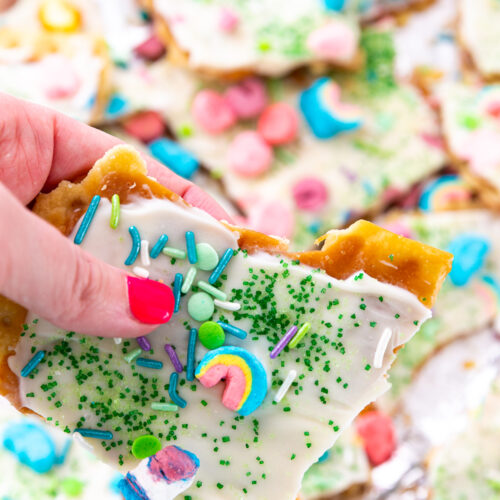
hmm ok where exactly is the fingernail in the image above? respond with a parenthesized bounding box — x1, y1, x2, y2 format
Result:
(127, 276, 175, 324)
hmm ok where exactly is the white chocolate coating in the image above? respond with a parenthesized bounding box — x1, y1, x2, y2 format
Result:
(459, 0, 500, 79)
(9, 196, 430, 499)
(153, 0, 359, 76)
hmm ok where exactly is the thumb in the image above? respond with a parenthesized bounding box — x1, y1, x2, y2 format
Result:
(0, 183, 174, 338)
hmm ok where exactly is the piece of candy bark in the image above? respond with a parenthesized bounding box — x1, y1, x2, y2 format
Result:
(0, 146, 451, 500)
(149, 0, 360, 77)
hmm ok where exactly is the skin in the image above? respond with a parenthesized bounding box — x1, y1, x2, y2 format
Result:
(0, 93, 232, 338)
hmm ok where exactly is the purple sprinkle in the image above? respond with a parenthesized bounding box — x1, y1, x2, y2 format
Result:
(270, 325, 298, 359)
(137, 336, 151, 351)
(165, 344, 183, 373)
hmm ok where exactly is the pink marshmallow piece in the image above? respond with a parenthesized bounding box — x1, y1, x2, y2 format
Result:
(39, 54, 81, 99)
(192, 89, 236, 134)
(306, 20, 357, 62)
(198, 364, 246, 412)
(228, 131, 272, 176)
(225, 78, 268, 119)
(247, 200, 295, 239)
(292, 177, 329, 212)
(218, 7, 239, 32)
(257, 102, 299, 145)
(134, 34, 166, 61)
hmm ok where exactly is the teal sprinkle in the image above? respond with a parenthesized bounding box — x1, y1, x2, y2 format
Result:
(74, 195, 100, 244)
(74, 429, 113, 440)
(136, 358, 163, 370)
(169, 372, 187, 408)
(124, 226, 141, 265)
(186, 328, 197, 381)
(185, 231, 198, 264)
(150, 234, 168, 258)
(208, 248, 233, 285)
(20, 350, 45, 377)
(174, 273, 183, 313)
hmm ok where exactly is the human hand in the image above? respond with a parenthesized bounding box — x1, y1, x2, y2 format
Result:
(0, 93, 231, 338)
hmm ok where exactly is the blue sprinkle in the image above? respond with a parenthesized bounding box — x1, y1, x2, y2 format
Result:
(54, 439, 72, 465)
(20, 350, 45, 377)
(149, 138, 199, 179)
(448, 234, 490, 287)
(208, 248, 234, 285)
(125, 226, 141, 266)
(317, 450, 330, 463)
(3, 421, 56, 473)
(74, 195, 101, 245)
(169, 372, 187, 408)
(74, 429, 113, 440)
(150, 234, 168, 259)
(173, 273, 183, 313)
(110, 473, 125, 494)
(323, 0, 345, 10)
(118, 473, 147, 500)
(186, 328, 197, 382)
(106, 93, 129, 118)
(217, 321, 248, 340)
(185, 231, 198, 264)
(136, 358, 163, 370)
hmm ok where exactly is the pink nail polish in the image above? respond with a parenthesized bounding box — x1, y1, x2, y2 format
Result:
(127, 276, 175, 324)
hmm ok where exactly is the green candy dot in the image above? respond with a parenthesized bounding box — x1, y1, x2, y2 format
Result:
(132, 435, 162, 459)
(199, 321, 225, 349)
(459, 113, 481, 130)
(188, 292, 215, 322)
(60, 478, 85, 497)
(195, 243, 219, 271)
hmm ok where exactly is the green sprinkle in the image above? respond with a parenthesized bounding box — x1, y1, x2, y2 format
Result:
(289, 322, 311, 348)
(109, 194, 120, 229)
(195, 243, 219, 271)
(162, 247, 187, 259)
(132, 435, 162, 459)
(61, 478, 85, 497)
(124, 348, 142, 363)
(188, 292, 215, 322)
(151, 402, 179, 412)
(181, 267, 197, 294)
(198, 321, 225, 349)
(365, 364, 371, 371)
(197, 280, 228, 301)
(217, 483, 224, 489)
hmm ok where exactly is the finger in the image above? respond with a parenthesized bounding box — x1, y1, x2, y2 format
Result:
(0, 93, 233, 221)
(0, 183, 174, 338)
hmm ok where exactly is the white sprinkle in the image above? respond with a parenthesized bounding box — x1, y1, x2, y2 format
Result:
(274, 370, 297, 403)
(73, 432, 94, 452)
(213, 299, 241, 311)
(140, 240, 151, 266)
(373, 328, 392, 369)
(133, 266, 150, 278)
(113, 338, 122, 345)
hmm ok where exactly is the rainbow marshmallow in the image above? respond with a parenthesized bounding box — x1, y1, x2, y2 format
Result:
(299, 77, 362, 139)
(118, 445, 199, 500)
(195, 346, 268, 416)
(419, 175, 472, 212)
